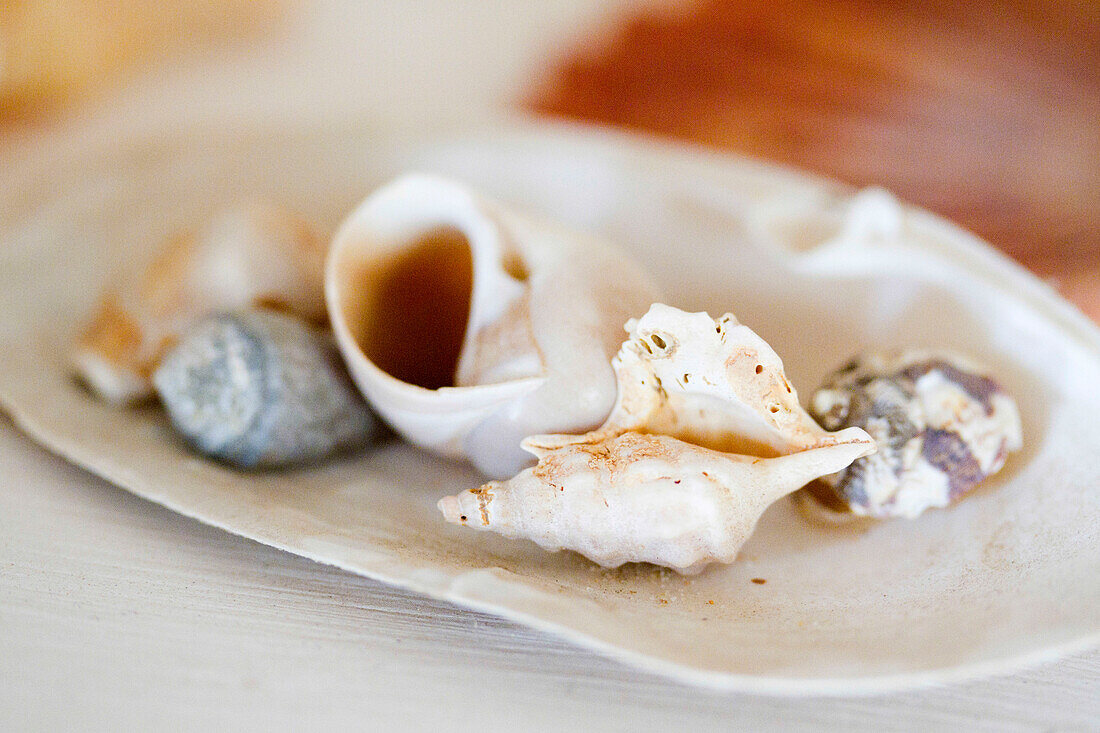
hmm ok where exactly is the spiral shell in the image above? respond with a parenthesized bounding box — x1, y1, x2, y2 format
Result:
(325, 174, 661, 477)
(73, 203, 326, 404)
(807, 350, 1022, 518)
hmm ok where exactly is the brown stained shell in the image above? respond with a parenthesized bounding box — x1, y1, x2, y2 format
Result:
(806, 350, 1023, 519)
(73, 203, 326, 404)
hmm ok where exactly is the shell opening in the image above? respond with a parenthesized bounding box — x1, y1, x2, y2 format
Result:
(340, 226, 473, 390)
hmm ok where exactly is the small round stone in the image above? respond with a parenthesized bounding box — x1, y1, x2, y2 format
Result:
(153, 309, 378, 468)
(808, 351, 1022, 518)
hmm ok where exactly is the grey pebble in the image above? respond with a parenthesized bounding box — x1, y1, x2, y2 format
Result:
(153, 309, 379, 468)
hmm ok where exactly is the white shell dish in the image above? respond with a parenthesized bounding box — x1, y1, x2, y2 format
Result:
(325, 173, 660, 477)
(0, 120, 1097, 694)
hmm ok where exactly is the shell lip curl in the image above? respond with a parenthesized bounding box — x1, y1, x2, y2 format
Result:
(325, 174, 544, 422)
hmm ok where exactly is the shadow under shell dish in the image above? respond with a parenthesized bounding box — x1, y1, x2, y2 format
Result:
(326, 174, 661, 478)
(153, 309, 378, 468)
(807, 350, 1022, 518)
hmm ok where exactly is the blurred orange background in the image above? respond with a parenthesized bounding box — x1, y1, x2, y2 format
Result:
(0, 0, 279, 121)
(529, 0, 1100, 319)
(3, 0, 1097, 318)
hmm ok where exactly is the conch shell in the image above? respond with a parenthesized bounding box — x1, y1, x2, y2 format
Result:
(440, 305, 875, 573)
(73, 203, 326, 404)
(439, 432, 872, 574)
(325, 174, 661, 477)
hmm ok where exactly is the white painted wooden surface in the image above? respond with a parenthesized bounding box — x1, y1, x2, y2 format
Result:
(2, 415, 1098, 731)
(2, 1, 1097, 728)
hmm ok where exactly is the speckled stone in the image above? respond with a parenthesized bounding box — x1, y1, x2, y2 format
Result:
(153, 310, 378, 468)
(808, 351, 1022, 519)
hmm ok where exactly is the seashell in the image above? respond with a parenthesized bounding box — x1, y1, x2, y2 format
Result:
(439, 304, 875, 572)
(74, 203, 326, 405)
(806, 350, 1023, 519)
(439, 431, 873, 574)
(535, 304, 850, 457)
(153, 309, 378, 468)
(325, 174, 661, 478)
